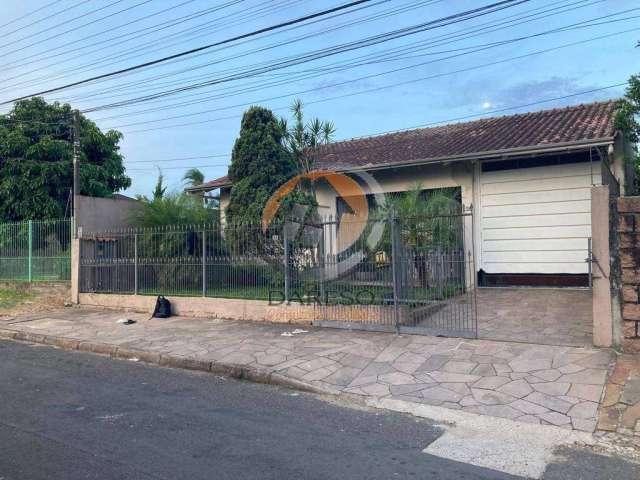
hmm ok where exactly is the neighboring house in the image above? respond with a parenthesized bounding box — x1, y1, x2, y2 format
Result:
(186, 100, 636, 287)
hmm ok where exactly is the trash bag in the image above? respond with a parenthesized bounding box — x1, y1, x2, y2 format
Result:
(152, 296, 172, 319)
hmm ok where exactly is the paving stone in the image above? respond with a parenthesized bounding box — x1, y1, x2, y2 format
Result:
(416, 354, 450, 372)
(421, 386, 463, 405)
(601, 383, 623, 407)
(558, 363, 585, 374)
(532, 369, 562, 381)
(558, 395, 581, 405)
(358, 361, 395, 378)
(360, 382, 391, 397)
(621, 402, 640, 430)
(470, 363, 496, 377)
(509, 358, 552, 373)
(620, 378, 640, 405)
(302, 367, 335, 382)
(497, 379, 533, 399)
(428, 371, 481, 383)
(539, 411, 572, 426)
(390, 383, 433, 396)
(440, 382, 471, 396)
(440, 402, 462, 410)
(378, 371, 416, 386)
(523, 392, 573, 414)
(472, 376, 511, 390)
(392, 362, 421, 375)
(464, 404, 522, 420)
(339, 353, 372, 369)
(324, 366, 362, 387)
(568, 401, 599, 420)
(509, 372, 529, 380)
(442, 361, 477, 374)
(557, 369, 608, 385)
(347, 374, 378, 388)
(532, 382, 571, 396)
(567, 384, 604, 403)
(255, 353, 287, 366)
(511, 399, 549, 415)
(597, 405, 623, 432)
(394, 351, 425, 365)
(493, 363, 512, 375)
(571, 417, 597, 432)
(471, 388, 518, 406)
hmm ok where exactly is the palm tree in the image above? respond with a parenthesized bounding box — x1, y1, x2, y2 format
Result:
(182, 168, 205, 187)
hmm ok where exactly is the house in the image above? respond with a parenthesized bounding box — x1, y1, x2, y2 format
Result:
(187, 100, 635, 288)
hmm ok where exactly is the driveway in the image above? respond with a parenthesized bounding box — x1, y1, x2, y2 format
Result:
(477, 288, 593, 347)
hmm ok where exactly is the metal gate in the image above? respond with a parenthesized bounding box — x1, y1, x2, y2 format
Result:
(311, 209, 478, 339)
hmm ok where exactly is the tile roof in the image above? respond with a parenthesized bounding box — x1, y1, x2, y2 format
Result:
(185, 175, 231, 193)
(315, 100, 617, 171)
(197, 100, 618, 189)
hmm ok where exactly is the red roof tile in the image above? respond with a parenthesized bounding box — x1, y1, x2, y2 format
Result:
(197, 100, 618, 190)
(315, 100, 617, 171)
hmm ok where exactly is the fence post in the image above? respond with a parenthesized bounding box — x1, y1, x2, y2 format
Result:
(390, 210, 401, 334)
(27, 220, 33, 282)
(134, 234, 138, 296)
(283, 225, 290, 304)
(202, 228, 206, 297)
(319, 222, 326, 320)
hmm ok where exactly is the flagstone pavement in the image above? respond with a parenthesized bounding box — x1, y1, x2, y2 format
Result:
(0, 307, 615, 433)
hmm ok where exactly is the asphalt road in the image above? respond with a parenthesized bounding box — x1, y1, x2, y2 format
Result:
(0, 340, 636, 480)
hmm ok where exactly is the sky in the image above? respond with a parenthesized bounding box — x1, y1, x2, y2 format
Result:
(1, 0, 638, 198)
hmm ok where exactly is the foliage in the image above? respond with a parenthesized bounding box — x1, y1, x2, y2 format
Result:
(182, 168, 205, 187)
(131, 191, 217, 228)
(279, 99, 335, 174)
(226, 106, 299, 225)
(615, 74, 640, 193)
(0, 97, 131, 221)
(152, 169, 167, 200)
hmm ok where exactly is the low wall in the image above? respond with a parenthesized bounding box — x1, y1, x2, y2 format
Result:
(78, 293, 395, 325)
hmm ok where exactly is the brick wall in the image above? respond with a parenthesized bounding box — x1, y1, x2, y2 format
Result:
(616, 197, 640, 353)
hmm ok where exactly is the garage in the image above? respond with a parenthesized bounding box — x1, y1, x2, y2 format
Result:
(478, 152, 601, 287)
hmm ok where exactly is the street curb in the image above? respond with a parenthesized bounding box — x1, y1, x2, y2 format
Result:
(0, 327, 328, 396)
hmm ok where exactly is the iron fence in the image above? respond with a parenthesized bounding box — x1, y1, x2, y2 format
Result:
(0, 219, 72, 282)
(79, 211, 477, 337)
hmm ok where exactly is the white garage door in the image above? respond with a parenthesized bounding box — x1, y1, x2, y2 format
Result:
(479, 160, 600, 274)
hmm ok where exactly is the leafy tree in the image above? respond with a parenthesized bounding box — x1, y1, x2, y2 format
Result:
(0, 97, 130, 221)
(615, 74, 640, 193)
(280, 99, 335, 174)
(182, 168, 205, 187)
(152, 169, 167, 200)
(226, 106, 298, 225)
(132, 172, 217, 227)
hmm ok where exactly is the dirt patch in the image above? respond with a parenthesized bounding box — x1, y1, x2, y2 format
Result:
(0, 283, 69, 319)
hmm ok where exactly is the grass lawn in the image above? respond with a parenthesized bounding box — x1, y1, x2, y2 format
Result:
(0, 287, 35, 311)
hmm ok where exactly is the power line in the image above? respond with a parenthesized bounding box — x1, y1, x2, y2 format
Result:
(50, 0, 593, 109)
(79, 0, 531, 113)
(0, 0, 92, 37)
(0, 0, 377, 105)
(0, 0, 66, 31)
(103, 26, 638, 134)
(92, 6, 630, 125)
(121, 83, 626, 173)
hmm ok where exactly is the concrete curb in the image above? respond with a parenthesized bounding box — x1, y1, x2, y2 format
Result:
(0, 327, 328, 396)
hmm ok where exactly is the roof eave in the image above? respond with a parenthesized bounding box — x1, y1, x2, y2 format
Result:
(329, 136, 616, 174)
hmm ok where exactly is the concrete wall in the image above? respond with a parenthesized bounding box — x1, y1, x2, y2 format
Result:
(77, 293, 396, 325)
(591, 186, 614, 347)
(77, 195, 141, 235)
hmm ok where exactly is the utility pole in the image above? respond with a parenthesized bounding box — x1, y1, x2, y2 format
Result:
(72, 110, 80, 237)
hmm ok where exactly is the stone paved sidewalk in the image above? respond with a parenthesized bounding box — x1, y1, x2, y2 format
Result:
(597, 355, 640, 436)
(0, 307, 614, 432)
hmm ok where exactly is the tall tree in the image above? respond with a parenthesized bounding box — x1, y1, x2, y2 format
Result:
(0, 97, 130, 221)
(226, 106, 297, 225)
(182, 168, 205, 187)
(280, 99, 335, 174)
(615, 74, 640, 193)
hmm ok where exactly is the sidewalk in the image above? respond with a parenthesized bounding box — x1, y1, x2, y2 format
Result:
(0, 307, 614, 433)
